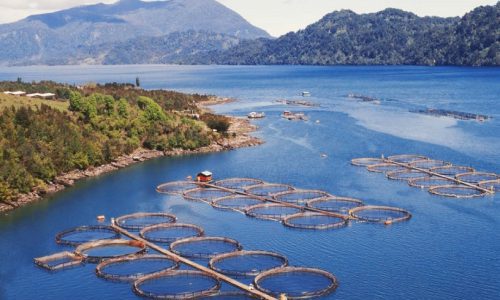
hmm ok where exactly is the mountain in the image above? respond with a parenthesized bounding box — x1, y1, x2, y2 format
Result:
(194, 2, 499, 66)
(0, 0, 270, 65)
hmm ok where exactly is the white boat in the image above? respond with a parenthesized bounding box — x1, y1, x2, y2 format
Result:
(301, 91, 311, 97)
(247, 112, 265, 119)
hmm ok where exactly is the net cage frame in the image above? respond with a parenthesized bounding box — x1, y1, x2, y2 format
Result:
(386, 154, 429, 163)
(429, 165, 475, 176)
(34, 251, 84, 271)
(208, 250, 289, 277)
(183, 188, 235, 203)
(115, 212, 177, 231)
(306, 196, 364, 214)
(55, 225, 121, 246)
(244, 183, 295, 196)
(140, 223, 205, 244)
(198, 291, 259, 299)
(479, 179, 500, 191)
(455, 172, 500, 184)
(428, 185, 488, 198)
(283, 212, 348, 230)
(133, 270, 221, 300)
(409, 159, 452, 169)
(350, 157, 384, 167)
(254, 267, 338, 299)
(211, 195, 265, 212)
(386, 169, 430, 181)
(407, 177, 457, 189)
(156, 181, 200, 195)
(273, 190, 332, 204)
(245, 203, 304, 221)
(95, 254, 180, 282)
(75, 239, 147, 263)
(366, 163, 407, 173)
(169, 236, 243, 259)
(349, 205, 412, 224)
(213, 178, 265, 190)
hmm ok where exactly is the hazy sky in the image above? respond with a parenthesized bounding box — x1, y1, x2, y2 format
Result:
(0, 0, 496, 36)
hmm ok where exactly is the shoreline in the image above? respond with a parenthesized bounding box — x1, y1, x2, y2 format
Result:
(0, 98, 263, 214)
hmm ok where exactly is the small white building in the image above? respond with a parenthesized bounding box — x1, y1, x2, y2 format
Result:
(3, 91, 26, 96)
(26, 93, 56, 99)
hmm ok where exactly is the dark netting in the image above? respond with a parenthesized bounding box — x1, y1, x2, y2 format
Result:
(283, 213, 348, 230)
(479, 179, 500, 191)
(429, 165, 475, 176)
(387, 154, 429, 163)
(349, 206, 412, 224)
(133, 270, 221, 299)
(156, 181, 200, 195)
(455, 172, 499, 184)
(273, 190, 331, 204)
(386, 170, 430, 181)
(183, 188, 235, 203)
(244, 184, 294, 197)
(254, 267, 338, 299)
(213, 178, 265, 191)
(306, 196, 364, 214)
(96, 254, 179, 282)
(408, 177, 456, 189)
(34, 251, 84, 271)
(350, 157, 384, 167)
(115, 212, 177, 231)
(170, 237, 242, 259)
(75, 239, 147, 263)
(209, 250, 288, 277)
(211, 195, 264, 212)
(366, 163, 407, 173)
(55, 225, 120, 246)
(409, 159, 451, 169)
(140, 223, 205, 244)
(245, 203, 303, 221)
(199, 292, 258, 299)
(428, 185, 488, 198)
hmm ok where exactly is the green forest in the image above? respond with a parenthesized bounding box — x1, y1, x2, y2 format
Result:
(0, 81, 228, 204)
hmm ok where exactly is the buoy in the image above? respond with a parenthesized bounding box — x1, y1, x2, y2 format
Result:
(97, 215, 105, 222)
(384, 219, 393, 225)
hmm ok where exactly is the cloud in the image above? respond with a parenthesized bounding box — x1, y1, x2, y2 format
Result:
(0, 1, 116, 10)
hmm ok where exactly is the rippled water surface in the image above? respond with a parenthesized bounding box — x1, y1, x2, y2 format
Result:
(0, 65, 499, 299)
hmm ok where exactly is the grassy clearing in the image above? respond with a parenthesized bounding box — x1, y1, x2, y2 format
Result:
(0, 94, 69, 112)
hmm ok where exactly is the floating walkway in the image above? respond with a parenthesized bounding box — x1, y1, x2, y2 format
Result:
(351, 154, 498, 198)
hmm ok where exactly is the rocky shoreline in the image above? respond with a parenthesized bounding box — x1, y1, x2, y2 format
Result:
(0, 113, 263, 214)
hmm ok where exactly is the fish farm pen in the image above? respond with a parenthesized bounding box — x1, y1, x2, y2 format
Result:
(351, 154, 498, 198)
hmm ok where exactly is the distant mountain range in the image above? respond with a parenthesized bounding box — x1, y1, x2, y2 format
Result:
(0, 0, 498, 66)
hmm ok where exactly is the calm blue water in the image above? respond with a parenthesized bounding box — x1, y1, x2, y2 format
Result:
(0, 65, 499, 300)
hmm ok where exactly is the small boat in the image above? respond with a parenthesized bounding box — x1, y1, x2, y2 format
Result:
(247, 112, 265, 119)
(301, 91, 311, 97)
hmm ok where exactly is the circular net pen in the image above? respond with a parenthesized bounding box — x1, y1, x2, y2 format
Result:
(244, 184, 295, 197)
(170, 237, 242, 259)
(429, 165, 475, 176)
(209, 250, 288, 277)
(273, 190, 331, 205)
(115, 213, 177, 231)
(211, 195, 264, 212)
(55, 225, 120, 246)
(350, 157, 384, 167)
(133, 270, 221, 299)
(479, 179, 500, 192)
(306, 196, 364, 215)
(283, 213, 348, 230)
(75, 239, 147, 263)
(386, 170, 430, 181)
(245, 203, 303, 221)
(349, 206, 412, 224)
(254, 267, 338, 299)
(428, 185, 488, 198)
(366, 163, 407, 173)
(387, 154, 429, 163)
(140, 223, 205, 244)
(408, 177, 456, 189)
(455, 172, 499, 184)
(96, 254, 179, 282)
(409, 159, 451, 170)
(183, 188, 235, 203)
(156, 181, 200, 195)
(213, 178, 265, 191)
